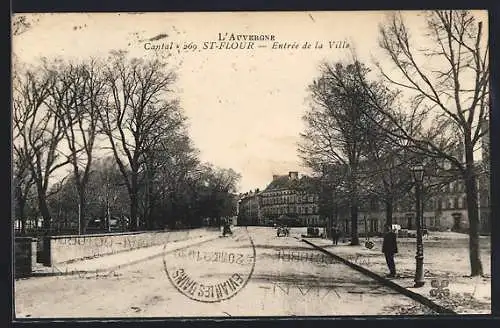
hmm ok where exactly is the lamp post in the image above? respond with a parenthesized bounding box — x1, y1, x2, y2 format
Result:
(411, 164, 425, 288)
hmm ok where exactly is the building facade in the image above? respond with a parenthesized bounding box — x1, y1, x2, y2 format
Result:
(237, 171, 322, 226)
(333, 173, 490, 236)
(259, 171, 321, 226)
(237, 190, 262, 226)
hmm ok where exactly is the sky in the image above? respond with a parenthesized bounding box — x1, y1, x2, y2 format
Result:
(12, 11, 488, 193)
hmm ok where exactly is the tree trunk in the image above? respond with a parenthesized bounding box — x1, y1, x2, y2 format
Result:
(130, 193, 138, 231)
(18, 197, 27, 234)
(464, 142, 483, 276)
(129, 172, 140, 231)
(78, 187, 86, 235)
(350, 203, 359, 245)
(349, 170, 359, 245)
(334, 203, 339, 226)
(39, 195, 51, 232)
(385, 199, 393, 226)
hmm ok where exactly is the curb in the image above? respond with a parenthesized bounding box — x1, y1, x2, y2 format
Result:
(30, 235, 220, 278)
(302, 238, 457, 315)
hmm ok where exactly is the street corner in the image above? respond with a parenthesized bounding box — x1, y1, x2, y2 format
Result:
(162, 227, 256, 303)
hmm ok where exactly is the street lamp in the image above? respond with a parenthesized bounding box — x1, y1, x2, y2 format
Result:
(411, 164, 425, 288)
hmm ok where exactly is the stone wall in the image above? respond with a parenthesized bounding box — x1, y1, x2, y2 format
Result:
(45, 228, 213, 266)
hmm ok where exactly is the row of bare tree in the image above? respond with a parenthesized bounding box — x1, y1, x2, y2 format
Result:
(13, 51, 241, 234)
(300, 11, 489, 276)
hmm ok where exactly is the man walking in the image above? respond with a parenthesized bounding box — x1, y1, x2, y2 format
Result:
(382, 223, 398, 278)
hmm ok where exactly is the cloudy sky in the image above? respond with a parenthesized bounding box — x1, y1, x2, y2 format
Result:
(12, 11, 488, 192)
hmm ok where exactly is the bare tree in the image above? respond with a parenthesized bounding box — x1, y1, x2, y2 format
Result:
(373, 10, 489, 276)
(140, 132, 199, 229)
(12, 151, 35, 234)
(12, 63, 69, 231)
(299, 61, 381, 245)
(361, 125, 415, 226)
(47, 59, 107, 234)
(100, 50, 182, 231)
(199, 164, 241, 226)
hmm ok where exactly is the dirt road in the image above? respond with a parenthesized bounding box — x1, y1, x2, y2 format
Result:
(15, 227, 433, 317)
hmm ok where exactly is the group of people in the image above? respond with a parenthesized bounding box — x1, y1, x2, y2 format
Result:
(330, 226, 342, 245)
(330, 223, 399, 278)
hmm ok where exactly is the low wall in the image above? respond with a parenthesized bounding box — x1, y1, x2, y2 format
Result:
(46, 228, 214, 266)
(15, 237, 33, 278)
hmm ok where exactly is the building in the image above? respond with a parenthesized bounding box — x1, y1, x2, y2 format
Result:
(333, 166, 490, 236)
(324, 123, 491, 236)
(237, 171, 322, 227)
(237, 190, 262, 226)
(259, 171, 321, 226)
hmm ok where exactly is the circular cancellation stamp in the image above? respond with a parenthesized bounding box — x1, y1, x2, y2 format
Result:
(162, 227, 256, 303)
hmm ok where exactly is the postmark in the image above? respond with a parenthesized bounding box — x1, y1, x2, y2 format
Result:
(162, 227, 256, 303)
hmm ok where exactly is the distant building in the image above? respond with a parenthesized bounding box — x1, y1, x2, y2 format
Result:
(237, 171, 322, 227)
(334, 167, 490, 235)
(237, 189, 262, 226)
(325, 125, 491, 236)
(259, 171, 321, 226)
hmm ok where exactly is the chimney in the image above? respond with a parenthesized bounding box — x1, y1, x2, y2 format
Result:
(273, 175, 280, 181)
(289, 171, 299, 180)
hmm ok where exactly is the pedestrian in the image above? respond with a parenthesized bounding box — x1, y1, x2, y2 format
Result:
(332, 226, 339, 245)
(382, 223, 398, 278)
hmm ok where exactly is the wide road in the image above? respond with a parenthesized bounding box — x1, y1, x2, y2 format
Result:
(15, 227, 433, 317)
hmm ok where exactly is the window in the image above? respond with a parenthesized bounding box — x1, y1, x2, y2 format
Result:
(454, 198, 459, 209)
(448, 198, 454, 209)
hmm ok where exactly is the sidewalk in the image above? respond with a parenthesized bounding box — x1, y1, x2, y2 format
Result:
(304, 233, 491, 314)
(32, 233, 220, 277)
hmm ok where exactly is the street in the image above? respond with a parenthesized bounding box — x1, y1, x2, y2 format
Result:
(15, 227, 434, 317)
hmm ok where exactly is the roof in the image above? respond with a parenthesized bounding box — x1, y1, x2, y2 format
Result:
(264, 175, 317, 192)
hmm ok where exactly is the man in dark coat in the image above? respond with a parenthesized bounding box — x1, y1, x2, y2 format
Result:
(382, 223, 398, 278)
(332, 225, 339, 245)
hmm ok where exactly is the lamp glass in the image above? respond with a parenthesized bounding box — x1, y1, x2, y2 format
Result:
(412, 165, 425, 183)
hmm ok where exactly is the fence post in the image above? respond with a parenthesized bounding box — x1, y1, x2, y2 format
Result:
(15, 237, 33, 278)
(42, 235, 52, 267)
